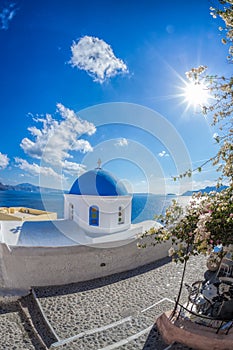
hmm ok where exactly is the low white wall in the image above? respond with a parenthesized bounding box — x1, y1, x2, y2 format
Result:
(0, 237, 171, 294)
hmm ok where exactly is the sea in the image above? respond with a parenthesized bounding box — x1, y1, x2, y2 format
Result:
(0, 191, 190, 223)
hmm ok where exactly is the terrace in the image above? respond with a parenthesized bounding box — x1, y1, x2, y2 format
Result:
(0, 207, 57, 221)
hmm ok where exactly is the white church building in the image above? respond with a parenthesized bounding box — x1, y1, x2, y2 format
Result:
(0, 166, 170, 294)
(64, 167, 132, 234)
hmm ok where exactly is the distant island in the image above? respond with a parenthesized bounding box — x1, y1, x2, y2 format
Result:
(182, 185, 228, 196)
(0, 182, 228, 196)
(0, 182, 63, 193)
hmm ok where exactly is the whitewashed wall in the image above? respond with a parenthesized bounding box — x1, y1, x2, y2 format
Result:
(64, 194, 132, 233)
(0, 237, 170, 295)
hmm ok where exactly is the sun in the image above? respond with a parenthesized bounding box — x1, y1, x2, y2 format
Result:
(183, 81, 209, 107)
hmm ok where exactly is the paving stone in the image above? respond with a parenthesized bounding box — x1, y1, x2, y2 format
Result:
(0, 255, 208, 349)
(0, 300, 45, 350)
(34, 255, 206, 342)
(33, 255, 206, 349)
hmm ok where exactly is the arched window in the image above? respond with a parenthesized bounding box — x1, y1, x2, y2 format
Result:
(89, 205, 99, 226)
(118, 206, 125, 225)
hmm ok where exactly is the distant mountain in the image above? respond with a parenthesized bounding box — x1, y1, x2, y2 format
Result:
(182, 185, 228, 196)
(14, 183, 41, 192)
(0, 182, 63, 193)
(0, 182, 13, 191)
(0, 182, 228, 196)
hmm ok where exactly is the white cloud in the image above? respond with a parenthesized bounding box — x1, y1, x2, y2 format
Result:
(61, 160, 86, 175)
(20, 103, 96, 166)
(115, 138, 128, 147)
(191, 179, 227, 191)
(0, 152, 9, 169)
(69, 35, 128, 83)
(15, 157, 64, 181)
(0, 2, 17, 30)
(158, 150, 169, 157)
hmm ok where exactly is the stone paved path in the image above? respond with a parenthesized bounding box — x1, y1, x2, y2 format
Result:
(0, 299, 45, 350)
(0, 255, 207, 349)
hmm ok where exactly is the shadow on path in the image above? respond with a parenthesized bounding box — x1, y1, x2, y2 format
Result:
(34, 256, 172, 298)
(142, 323, 193, 350)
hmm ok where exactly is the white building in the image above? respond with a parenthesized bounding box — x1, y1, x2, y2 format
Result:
(64, 167, 132, 234)
(0, 166, 170, 294)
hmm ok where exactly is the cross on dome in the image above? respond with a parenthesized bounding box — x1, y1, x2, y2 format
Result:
(97, 158, 102, 169)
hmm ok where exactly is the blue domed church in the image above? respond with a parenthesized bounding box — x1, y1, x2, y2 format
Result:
(64, 166, 132, 234)
(0, 162, 166, 292)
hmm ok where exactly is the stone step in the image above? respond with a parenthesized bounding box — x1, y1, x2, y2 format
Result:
(0, 298, 45, 350)
(30, 284, 193, 349)
(25, 255, 207, 349)
(19, 293, 58, 349)
(32, 256, 206, 343)
(48, 299, 175, 349)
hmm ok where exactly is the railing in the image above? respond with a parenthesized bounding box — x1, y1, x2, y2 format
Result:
(170, 254, 233, 336)
(176, 301, 233, 335)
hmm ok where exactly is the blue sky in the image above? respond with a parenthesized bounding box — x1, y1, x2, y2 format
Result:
(0, 0, 231, 194)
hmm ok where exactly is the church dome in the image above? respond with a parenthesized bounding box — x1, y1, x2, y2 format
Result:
(69, 169, 128, 196)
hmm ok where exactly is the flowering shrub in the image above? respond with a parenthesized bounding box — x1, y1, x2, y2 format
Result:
(144, 1, 233, 263)
(139, 0, 233, 319)
(139, 1, 233, 263)
(173, 1, 233, 185)
(183, 64, 233, 184)
(140, 185, 233, 263)
(206, 251, 222, 271)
